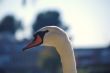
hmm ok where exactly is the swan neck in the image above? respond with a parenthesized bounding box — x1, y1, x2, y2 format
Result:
(56, 41, 77, 73)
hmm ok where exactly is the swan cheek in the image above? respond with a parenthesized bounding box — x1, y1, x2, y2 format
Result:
(43, 35, 56, 47)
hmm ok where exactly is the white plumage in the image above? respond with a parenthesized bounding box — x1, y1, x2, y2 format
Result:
(23, 26, 77, 73)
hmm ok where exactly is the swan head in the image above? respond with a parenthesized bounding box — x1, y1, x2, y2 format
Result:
(22, 26, 67, 51)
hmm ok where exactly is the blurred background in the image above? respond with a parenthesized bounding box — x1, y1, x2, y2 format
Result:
(0, 0, 110, 73)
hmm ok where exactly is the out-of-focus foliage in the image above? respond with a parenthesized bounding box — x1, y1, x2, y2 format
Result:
(0, 15, 23, 34)
(33, 10, 68, 32)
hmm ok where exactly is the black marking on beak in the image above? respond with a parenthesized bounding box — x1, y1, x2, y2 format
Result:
(22, 30, 49, 51)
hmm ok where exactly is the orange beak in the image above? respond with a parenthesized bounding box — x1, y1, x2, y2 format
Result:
(22, 35, 42, 51)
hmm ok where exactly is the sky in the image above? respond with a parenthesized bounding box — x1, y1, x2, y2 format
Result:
(0, 0, 110, 48)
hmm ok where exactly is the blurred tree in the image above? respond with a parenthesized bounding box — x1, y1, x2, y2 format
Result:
(0, 15, 23, 35)
(33, 10, 68, 32)
(0, 15, 23, 54)
(0, 15, 16, 34)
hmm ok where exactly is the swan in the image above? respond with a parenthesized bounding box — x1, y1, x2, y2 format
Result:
(22, 26, 77, 73)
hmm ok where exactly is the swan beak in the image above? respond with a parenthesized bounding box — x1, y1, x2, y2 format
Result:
(22, 35, 42, 51)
